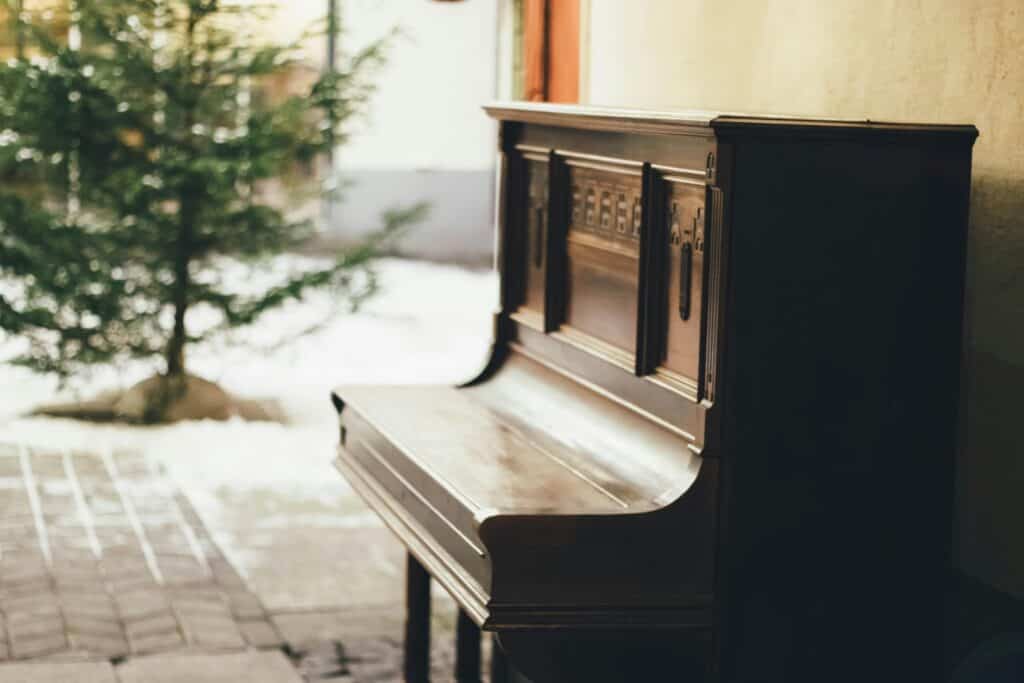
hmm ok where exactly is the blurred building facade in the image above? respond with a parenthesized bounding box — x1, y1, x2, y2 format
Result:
(320, 0, 503, 266)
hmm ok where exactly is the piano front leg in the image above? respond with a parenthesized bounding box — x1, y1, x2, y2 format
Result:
(456, 608, 482, 682)
(405, 553, 431, 683)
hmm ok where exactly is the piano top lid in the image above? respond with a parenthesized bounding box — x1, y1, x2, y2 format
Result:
(483, 101, 979, 140)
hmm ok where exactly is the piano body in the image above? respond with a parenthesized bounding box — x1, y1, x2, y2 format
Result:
(333, 103, 977, 682)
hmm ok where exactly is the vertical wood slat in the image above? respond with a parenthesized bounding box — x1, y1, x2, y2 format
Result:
(636, 162, 670, 376)
(546, 0, 580, 103)
(543, 149, 569, 333)
(501, 129, 526, 313)
(522, 0, 580, 104)
(404, 553, 431, 683)
(522, 0, 547, 102)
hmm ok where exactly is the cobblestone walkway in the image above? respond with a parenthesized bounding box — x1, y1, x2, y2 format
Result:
(0, 442, 282, 663)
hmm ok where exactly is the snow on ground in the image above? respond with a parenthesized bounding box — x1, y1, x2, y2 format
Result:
(0, 258, 497, 609)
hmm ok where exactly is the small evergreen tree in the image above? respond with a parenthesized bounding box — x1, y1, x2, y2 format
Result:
(0, 0, 421, 419)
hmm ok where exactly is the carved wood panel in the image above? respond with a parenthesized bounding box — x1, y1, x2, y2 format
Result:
(564, 163, 642, 356)
(660, 178, 706, 385)
(570, 166, 642, 248)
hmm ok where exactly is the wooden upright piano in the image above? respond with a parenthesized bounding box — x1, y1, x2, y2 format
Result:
(333, 103, 977, 682)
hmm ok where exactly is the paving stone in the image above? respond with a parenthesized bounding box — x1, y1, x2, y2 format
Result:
(52, 567, 104, 587)
(60, 596, 119, 620)
(171, 597, 228, 619)
(155, 556, 207, 585)
(238, 619, 284, 649)
(36, 649, 104, 664)
(0, 661, 116, 682)
(172, 598, 246, 649)
(227, 592, 267, 620)
(127, 630, 185, 656)
(0, 444, 276, 665)
(10, 631, 68, 659)
(63, 615, 122, 638)
(7, 615, 64, 639)
(271, 608, 463, 683)
(67, 633, 129, 660)
(70, 455, 108, 475)
(2, 559, 50, 583)
(271, 609, 402, 648)
(116, 592, 172, 621)
(184, 622, 246, 650)
(28, 454, 65, 477)
(291, 640, 353, 681)
(124, 613, 179, 639)
(101, 560, 153, 580)
(206, 565, 246, 589)
(4, 596, 61, 619)
(116, 651, 304, 683)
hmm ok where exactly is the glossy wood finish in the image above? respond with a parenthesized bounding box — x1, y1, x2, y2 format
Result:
(563, 160, 643, 355)
(335, 353, 715, 631)
(333, 103, 977, 683)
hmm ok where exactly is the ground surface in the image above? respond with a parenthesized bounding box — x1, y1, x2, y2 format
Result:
(0, 259, 498, 681)
(0, 443, 280, 661)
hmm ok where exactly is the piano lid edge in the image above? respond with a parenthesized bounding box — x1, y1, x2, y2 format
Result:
(333, 450, 491, 626)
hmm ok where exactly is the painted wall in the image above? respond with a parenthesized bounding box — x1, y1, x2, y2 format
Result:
(244, 0, 500, 264)
(328, 0, 500, 264)
(583, 0, 1024, 598)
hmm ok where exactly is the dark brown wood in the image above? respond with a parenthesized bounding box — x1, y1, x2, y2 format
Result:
(492, 636, 535, 683)
(659, 174, 706, 387)
(333, 102, 977, 683)
(544, 149, 568, 333)
(455, 609, 481, 683)
(490, 635, 509, 683)
(404, 553, 431, 683)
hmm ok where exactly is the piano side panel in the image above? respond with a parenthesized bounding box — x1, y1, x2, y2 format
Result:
(480, 456, 719, 617)
(713, 133, 974, 683)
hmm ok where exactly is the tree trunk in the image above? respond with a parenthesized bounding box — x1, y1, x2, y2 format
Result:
(154, 189, 195, 422)
(165, 212, 191, 378)
(165, 6, 200, 381)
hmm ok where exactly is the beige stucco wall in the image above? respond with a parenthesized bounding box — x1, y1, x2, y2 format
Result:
(584, 0, 1024, 597)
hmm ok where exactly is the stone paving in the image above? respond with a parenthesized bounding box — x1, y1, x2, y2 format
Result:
(0, 442, 282, 664)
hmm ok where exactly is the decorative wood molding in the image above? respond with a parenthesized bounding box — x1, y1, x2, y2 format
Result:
(485, 101, 979, 141)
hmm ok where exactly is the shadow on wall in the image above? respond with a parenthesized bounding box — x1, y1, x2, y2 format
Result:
(958, 172, 1024, 599)
(319, 169, 496, 268)
(945, 171, 1024, 678)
